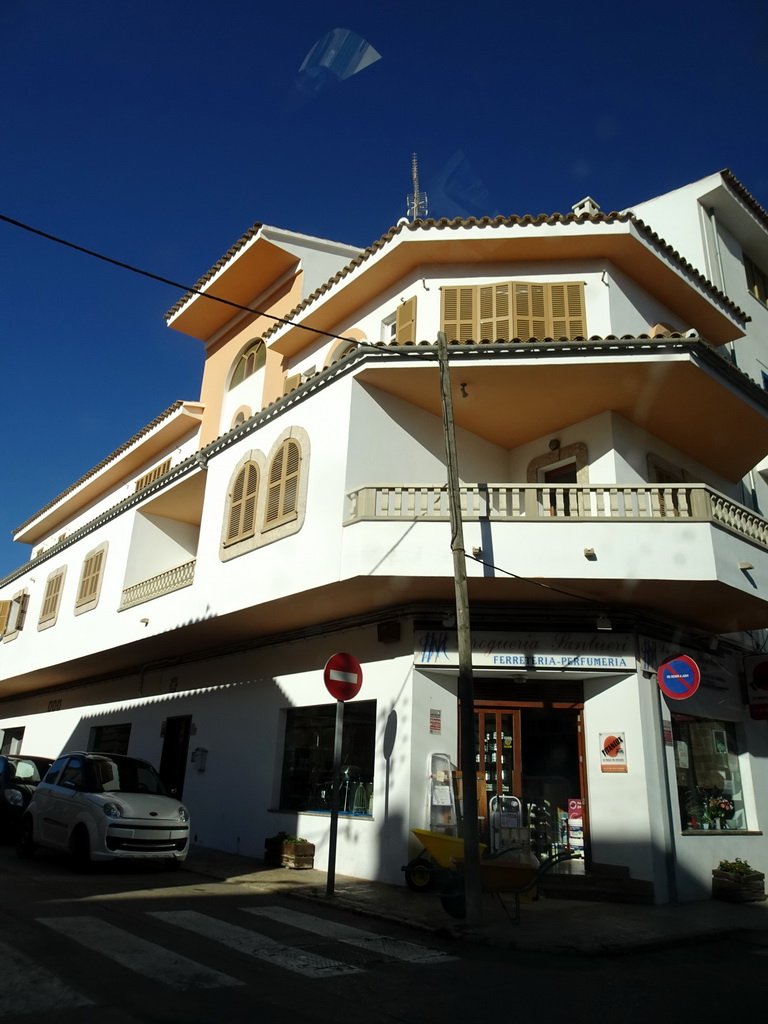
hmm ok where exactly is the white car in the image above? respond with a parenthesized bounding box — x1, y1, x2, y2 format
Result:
(17, 751, 190, 868)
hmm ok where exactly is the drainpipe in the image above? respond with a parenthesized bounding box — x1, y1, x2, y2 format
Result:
(707, 207, 737, 366)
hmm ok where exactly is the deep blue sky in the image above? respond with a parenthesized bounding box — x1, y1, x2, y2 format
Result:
(1, 0, 767, 578)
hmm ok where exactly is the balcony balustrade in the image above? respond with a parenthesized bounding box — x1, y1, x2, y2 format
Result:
(345, 483, 768, 551)
(120, 559, 197, 610)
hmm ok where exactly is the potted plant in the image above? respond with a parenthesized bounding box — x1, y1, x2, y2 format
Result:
(712, 858, 766, 902)
(264, 832, 315, 870)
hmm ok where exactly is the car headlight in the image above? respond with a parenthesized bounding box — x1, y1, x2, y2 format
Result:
(4, 790, 23, 807)
(102, 801, 123, 818)
(177, 805, 189, 822)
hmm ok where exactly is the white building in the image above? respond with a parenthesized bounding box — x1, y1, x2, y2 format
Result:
(3, 172, 768, 902)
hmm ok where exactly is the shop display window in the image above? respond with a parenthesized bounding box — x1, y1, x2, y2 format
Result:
(672, 714, 746, 831)
(280, 700, 375, 815)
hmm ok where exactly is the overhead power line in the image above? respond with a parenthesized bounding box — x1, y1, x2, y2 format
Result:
(0, 212, 355, 343)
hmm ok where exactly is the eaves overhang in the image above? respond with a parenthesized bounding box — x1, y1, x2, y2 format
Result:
(13, 401, 205, 545)
(264, 214, 748, 358)
(699, 170, 768, 258)
(165, 226, 362, 341)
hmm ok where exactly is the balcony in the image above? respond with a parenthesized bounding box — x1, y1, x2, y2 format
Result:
(345, 482, 768, 548)
(343, 483, 768, 632)
(120, 559, 196, 610)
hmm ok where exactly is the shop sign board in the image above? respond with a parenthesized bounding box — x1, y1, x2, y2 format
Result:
(599, 732, 627, 772)
(744, 655, 768, 720)
(415, 631, 635, 670)
(658, 656, 701, 700)
(323, 652, 363, 701)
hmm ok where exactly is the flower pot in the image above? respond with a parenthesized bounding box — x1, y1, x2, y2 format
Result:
(264, 833, 315, 870)
(712, 869, 766, 903)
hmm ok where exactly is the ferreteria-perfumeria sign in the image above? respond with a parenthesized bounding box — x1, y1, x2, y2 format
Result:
(415, 631, 636, 670)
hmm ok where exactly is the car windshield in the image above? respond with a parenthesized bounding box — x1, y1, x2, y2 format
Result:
(90, 756, 167, 796)
(7, 757, 52, 784)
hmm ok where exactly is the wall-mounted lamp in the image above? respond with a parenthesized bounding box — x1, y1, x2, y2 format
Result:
(739, 562, 755, 571)
(596, 615, 612, 631)
(472, 546, 483, 558)
(583, 548, 596, 560)
(549, 438, 560, 451)
(460, 383, 469, 398)
(140, 618, 149, 627)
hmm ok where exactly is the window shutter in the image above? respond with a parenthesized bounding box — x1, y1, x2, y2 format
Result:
(395, 296, 417, 344)
(40, 572, 63, 623)
(478, 283, 512, 342)
(0, 601, 11, 635)
(15, 593, 29, 632)
(78, 549, 104, 605)
(266, 440, 301, 525)
(549, 282, 586, 339)
(514, 283, 548, 340)
(441, 287, 476, 343)
(227, 463, 258, 542)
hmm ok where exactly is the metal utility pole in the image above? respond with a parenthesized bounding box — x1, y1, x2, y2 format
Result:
(436, 331, 483, 928)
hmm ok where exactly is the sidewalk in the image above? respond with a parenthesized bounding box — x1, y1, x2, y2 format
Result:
(184, 845, 768, 955)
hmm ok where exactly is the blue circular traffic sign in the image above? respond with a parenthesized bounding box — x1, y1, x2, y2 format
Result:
(658, 655, 700, 700)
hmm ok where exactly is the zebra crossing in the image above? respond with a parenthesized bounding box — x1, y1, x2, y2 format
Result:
(1, 904, 458, 1017)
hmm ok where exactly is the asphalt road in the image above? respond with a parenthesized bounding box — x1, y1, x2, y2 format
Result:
(1, 842, 765, 1023)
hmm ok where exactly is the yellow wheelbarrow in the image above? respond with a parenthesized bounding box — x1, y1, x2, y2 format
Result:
(402, 828, 488, 892)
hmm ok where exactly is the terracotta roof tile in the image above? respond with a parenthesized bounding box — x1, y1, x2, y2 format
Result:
(164, 223, 263, 322)
(258, 211, 747, 342)
(721, 168, 768, 232)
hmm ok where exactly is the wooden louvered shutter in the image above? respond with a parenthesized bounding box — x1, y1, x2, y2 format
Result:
(227, 463, 258, 542)
(395, 296, 417, 344)
(478, 283, 512, 342)
(266, 440, 301, 525)
(549, 282, 586, 339)
(40, 573, 63, 623)
(78, 550, 104, 605)
(441, 287, 476, 343)
(514, 283, 548, 340)
(15, 593, 29, 632)
(0, 601, 11, 635)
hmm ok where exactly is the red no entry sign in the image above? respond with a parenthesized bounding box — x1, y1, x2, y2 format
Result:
(323, 652, 363, 701)
(658, 655, 700, 700)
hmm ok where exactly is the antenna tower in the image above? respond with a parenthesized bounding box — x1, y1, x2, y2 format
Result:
(406, 152, 428, 221)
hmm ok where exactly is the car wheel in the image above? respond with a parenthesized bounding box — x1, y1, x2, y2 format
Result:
(70, 826, 92, 871)
(16, 818, 35, 859)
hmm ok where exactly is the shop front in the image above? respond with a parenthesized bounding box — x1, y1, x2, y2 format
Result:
(415, 628, 638, 873)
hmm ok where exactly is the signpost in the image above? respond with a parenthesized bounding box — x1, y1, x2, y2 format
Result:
(323, 652, 363, 896)
(658, 655, 701, 700)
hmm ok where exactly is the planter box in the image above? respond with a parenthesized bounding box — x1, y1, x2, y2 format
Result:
(712, 869, 766, 903)
(264, 834, 315, 870)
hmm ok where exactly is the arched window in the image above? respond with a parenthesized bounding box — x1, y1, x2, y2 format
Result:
(226, 462, 259, 543)
(229, 341, 266, 390)
(265, 440, 301, 526)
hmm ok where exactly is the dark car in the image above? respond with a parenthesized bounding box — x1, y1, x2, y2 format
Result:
(0, 755, 54, 838)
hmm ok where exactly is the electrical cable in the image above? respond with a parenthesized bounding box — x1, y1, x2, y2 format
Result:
(0, 212, 356, 343)
(465, 550, 611, 606)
